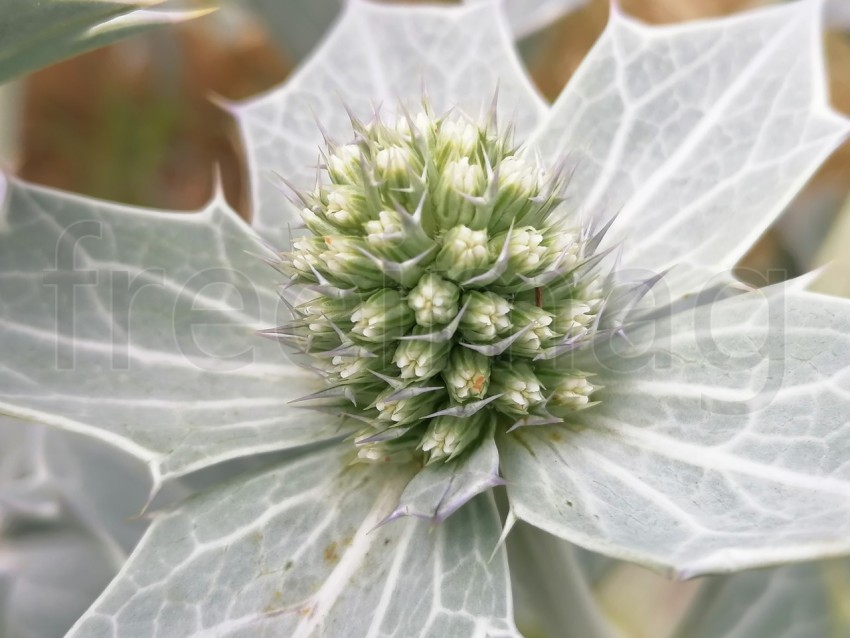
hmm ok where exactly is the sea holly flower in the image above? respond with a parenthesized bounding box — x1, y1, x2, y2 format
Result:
(2, 0, 850, 635)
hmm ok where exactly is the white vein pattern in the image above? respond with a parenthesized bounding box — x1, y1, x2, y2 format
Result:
(527, 1, 850, 299)
(501, 288, 850, 576)
(235, 0, 546, 246)
(66, 445, 518, 638)
(671, 558, 850, 638)
(0, 177, 352, 483)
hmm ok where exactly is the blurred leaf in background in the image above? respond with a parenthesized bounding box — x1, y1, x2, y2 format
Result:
(243, 0, 343, 62)
(826, 0, 850, 30)
(0, 0, 217, 86)
(0, 420, 192, 638)
(573, 551, 850, 638)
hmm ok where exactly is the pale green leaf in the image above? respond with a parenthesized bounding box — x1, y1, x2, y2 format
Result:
(0, 418, 205, 638)
(0, 421, 296, 638)
(36, 428, 192, 554)
(506, 523, 619, 638)
(0, 0, 216, 85)
(526, 1, 850, 299)
(0, 419, 65, 522)
(671, 559, 850, 638)
(0, 525, 119, 638)
(384, 426, 503, 524)
(0, 176, 352, 484)
(234, 0, 546, 245)
(68, 444, 519, 638)
(501, 287, 850, 576)
(0, 420, 147, 558)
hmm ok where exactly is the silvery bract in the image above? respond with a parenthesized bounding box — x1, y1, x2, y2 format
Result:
(1, 0, 850, 636)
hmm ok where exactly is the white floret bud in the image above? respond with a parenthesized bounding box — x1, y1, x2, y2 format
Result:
(499, 155, 541, 195)
(489, 155, 545, 232)
(436, 117, 479, 162)
(364, 209, 434, 261)
(299, 207, 339, 237)
(551, 299, 595, 339)
(355, 436, 419, 464)
(375, 145, 416, 190)
(391, 112, 432, 140)
(392, 331, 453, 380)
(459, 291, 512, 343)
(510, 302, 558, 356)
(407, 273, 460, 327)
(435, 225, 491, 282)
(350, 289, 415, 343)
(446, 157, 484, 194)
(443, 348, 490, 402)
(549, 374, 597, 413)
(364, 209, 402, 239)
(420, 413, 485, 463)
(374, 384, 442, 426)
(363, 209, 404, 259)
(323, 187, 370, 230)
(327, 144, 362, 184)
(288, 236, 324, 279)
(490, 362, 545, 416)
(541, 230, 581, 271)
(489, 226, 547, 276)
(318, 237, 386, 289)
(433, 157, 486, 229)
(329, 353, 376, 382)
(287, 296, 359, 350)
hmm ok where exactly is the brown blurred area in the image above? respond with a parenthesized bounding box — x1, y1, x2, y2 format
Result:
(15, 19, 291, 218)
(11, 0, 850, 283)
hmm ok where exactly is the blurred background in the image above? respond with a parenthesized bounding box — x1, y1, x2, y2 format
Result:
(2, 1, 850, 636)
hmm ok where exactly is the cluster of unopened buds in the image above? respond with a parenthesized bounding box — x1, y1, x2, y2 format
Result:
(271, 104, 612, 464)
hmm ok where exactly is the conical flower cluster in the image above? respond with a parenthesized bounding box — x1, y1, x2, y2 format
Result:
(273, 105, 608, 464)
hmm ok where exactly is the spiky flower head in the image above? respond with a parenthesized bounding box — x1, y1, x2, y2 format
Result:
(275, 103, 611, 464)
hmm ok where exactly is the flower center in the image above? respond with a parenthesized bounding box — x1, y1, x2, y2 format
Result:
(275, 106, 606, 464)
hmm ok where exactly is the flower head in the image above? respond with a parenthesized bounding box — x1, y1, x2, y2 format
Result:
(276, 106, 607, 463)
